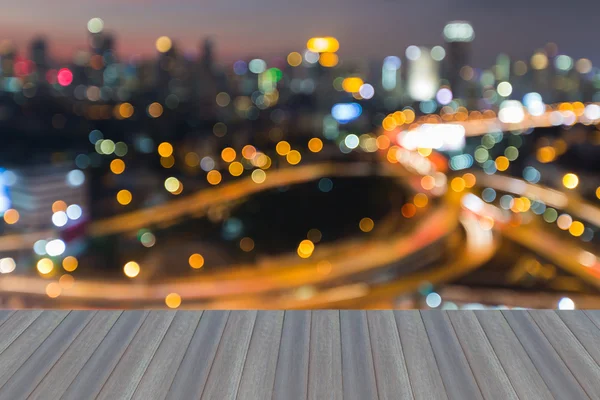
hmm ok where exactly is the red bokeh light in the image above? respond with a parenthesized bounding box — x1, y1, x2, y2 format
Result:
(57, 68, 73, 86)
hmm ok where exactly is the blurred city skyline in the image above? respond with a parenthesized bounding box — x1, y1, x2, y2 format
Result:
(2, 0, 600, 65)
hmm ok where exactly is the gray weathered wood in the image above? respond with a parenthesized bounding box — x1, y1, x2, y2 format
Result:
(28, 311, 122, 400)
(558, 310, 600, 365)
(62, 310, 148, 400)
(0, 311, 94, 399)
(502, 310, 589, 399)
(447, 311, 518, 400)
(132, 311, 202, 400)
(96, 310, 176, 400)
(529, 310, 600, 398)
(0, 310, 68, 388)
(308, 310, 342, 400)
(474, 311, 553, 400)
(237, 311, 284, 400)
(393, 311, 447, 400)
(420, 311, 483, 400)
(200, 310, 257, 400)
(340, 310, 379, 400)
(272, 311, 311, 400)
(0, 311, 14, 328)
(366, 310, 413, 400)
(0, 310, 42, 354)
(166, 311, 229, 400)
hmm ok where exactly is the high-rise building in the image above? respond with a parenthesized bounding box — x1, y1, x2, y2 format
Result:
(443, 21, 474, 99)
(29, 37, 49, 85)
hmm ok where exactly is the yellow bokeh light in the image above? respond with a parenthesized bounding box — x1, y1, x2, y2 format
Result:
(62, 256, 78, 272)
(342, 77, 364, 93)
(189, 253, 204, 269)
(451, 177, 466, 192)
(287, 52, 303, 67)
(376, 135, 390, 150)
(158, 142, 173, 157)
(46, 282, 61, 298)
(401, 203, 417, 218)
(185, 152, 200, 167)
(164, 177, 181, 193)
(562, 173, 579, 189)
(3, 209, 19, 225)
(531, 52, 548, 70)
(52, 200, 67, 213)
(207, 170, 222, 185)
(392, 111, 406, 125)
(297, 239, 314, 258)
(463, 173, 476, 188)
(110, 159, 125, 175)
(221, 147, 236, 162)
(37, 258, 54, 275)
(319, 52, 338, 68)
(156, 36, 172, 53)
(240, 237, 255, 252)
(421, 175, 435, 190)
(417, 148, 432, 157)
(148, 102, 163, 118)
(251, 169, 266, 184)
(59, 274, 75, 289)
(495, 156, 510, 172)
(160, 156, 175, 168)
(229, 161, 244, 176)
(116, 189, 132, 205)
(308, 138, 323, 153)
(307, 37, 339, 53)
(276, 141, 291, 156)
(118, 103, 134, 118)
(359, 217, 374, 232)
(596, 187, 600, 200)
(414, 193, 429, 208)
(382, 116, 397, 131)
(242, 145, 256, 160)
(569, 221, 584, 237)
(403, 109, 416, 124)
(537, 146, 556, 163)
(123, 261, 140, 278)
(286, 150, 301, 165)
(165, 293, 181, 309)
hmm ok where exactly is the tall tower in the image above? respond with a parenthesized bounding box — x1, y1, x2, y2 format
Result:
(443, 21, 474, 100)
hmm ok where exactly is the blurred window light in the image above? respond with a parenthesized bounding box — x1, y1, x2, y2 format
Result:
(248, 59, 267, 74)
(331, 103, 362, 124)
(430, 46, 446, 61)
(398, 124, 465, 151)
(531, 52, 548, 70)
(405, 46, 421, 61)
(383, 56, 401, 70)
(498, 100, 525, 123)
(443, 21, 475, 42)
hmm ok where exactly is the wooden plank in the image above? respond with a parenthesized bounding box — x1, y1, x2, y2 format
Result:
(96, 310, 176, 400)
(0, 311, 14, 328)
(272, 311, 311, 400)
(558, 311, 600, 365)
(474, 311, 553, 400)
(308, 310, 342, 400)
(166, 311, 229, 400)
(132, 311, 202, 400)
(584, 310, 600, 330)
(200, 310, 257, 400)
(420, 311, 483, 400)
(62, 310, 148, 400)
(28, 311, 122, 400)
(237, 311, 285, 400)
(366, 310, 413, 400)
(394, 311, 447, 400)
(0, 310, 68, 388)
(447, 311, 518, 400)
(502, 310, 588, 399)
(0, 311, 95, 399)
(340, 310, 378, 400)
(528, 310, 600, 398)
(0, 310, 42, 354)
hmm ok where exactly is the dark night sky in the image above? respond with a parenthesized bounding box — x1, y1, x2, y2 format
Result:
(1, 0, 599, 67)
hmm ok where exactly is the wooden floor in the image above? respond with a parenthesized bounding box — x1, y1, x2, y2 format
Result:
(0, 310, 599, 399)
